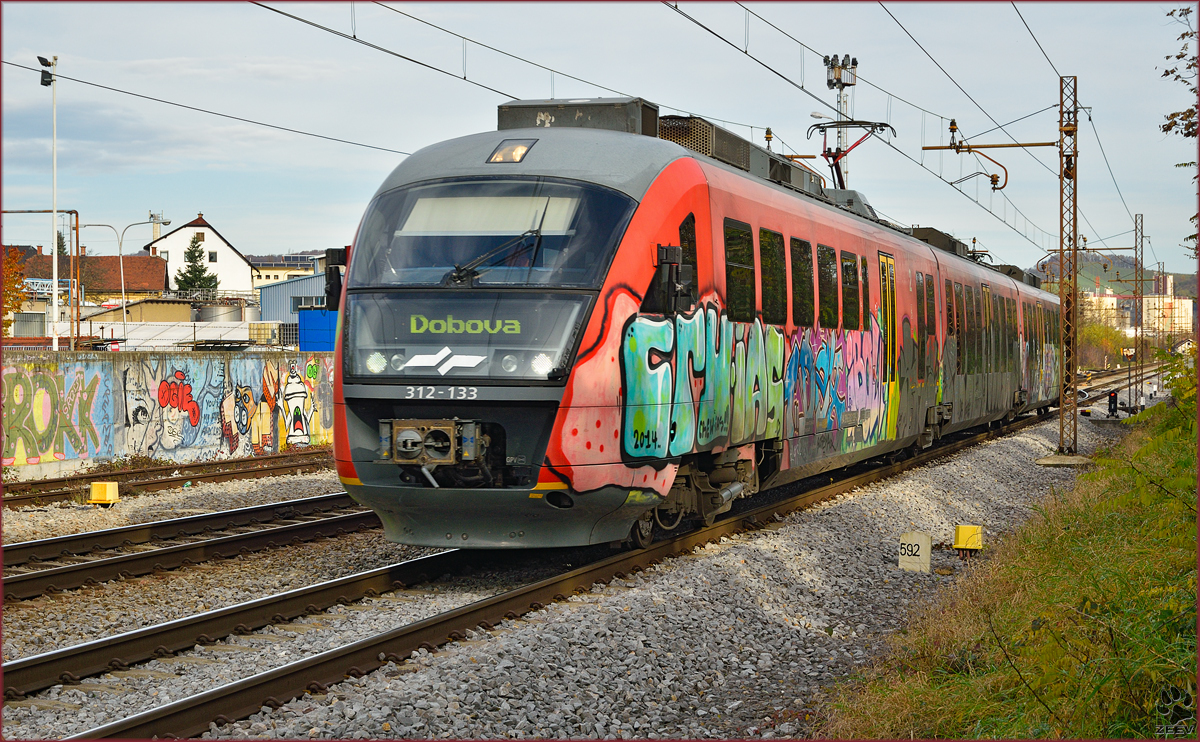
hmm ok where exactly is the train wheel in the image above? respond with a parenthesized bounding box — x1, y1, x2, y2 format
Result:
(629, 515, 654, 550)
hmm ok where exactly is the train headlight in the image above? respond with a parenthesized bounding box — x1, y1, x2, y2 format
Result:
(366, 352, 387, 374)
(390, 353, 407, 371)
(530, 352, 555, 376)
(500, 354, 520, 374)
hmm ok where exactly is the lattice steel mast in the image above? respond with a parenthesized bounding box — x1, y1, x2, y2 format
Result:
(1057, 76, 1079, 454)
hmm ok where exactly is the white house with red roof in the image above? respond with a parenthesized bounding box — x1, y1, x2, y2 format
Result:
(143, 213, 259, 292)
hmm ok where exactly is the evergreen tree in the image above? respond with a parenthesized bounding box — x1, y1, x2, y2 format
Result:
(56, 230, 67, 257)
(175, 233, 219, 290)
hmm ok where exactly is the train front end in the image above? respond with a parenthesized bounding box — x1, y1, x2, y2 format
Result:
(333, 124, 680, 548)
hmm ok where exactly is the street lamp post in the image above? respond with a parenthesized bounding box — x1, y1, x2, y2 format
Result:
(39, 54, 58, 349)
(83, 216, 170, 347)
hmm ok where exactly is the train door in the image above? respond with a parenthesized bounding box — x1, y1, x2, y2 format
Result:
(877, 252, 898, 439)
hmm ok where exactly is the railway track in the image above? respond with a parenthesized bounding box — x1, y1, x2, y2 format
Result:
(18, 409, 1062, 739)
(2, 449, 333, 509)
(2, 493, 376, 600)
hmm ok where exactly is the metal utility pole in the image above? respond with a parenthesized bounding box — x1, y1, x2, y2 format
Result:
(824, 54, 857, 186)
(1057, 75, 1079, 454)
(1134, 214, 1144, 408)
(39, 54, 58, 349)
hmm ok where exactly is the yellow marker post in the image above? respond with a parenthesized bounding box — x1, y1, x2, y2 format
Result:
(87, 482, 120, 507)
(953, 524, 982, 560)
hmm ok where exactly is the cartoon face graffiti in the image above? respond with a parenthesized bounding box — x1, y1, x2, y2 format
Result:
(281, 364, 314, 445)
(233, 385, 254, 436)
(123, 367, 158, 457)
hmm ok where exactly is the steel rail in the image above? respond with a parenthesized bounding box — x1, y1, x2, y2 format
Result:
(2, 511, 380, 600)
(3, 450, 332, 508)
(4, 449, 331, 494)
(71, 412, 1054, 740)
(2, 550, 470, 699)
(3, 493, 356, 567)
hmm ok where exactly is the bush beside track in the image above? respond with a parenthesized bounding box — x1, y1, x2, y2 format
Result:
(817, 348, 1197, 739)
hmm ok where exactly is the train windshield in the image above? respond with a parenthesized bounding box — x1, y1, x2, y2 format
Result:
(345, 291, 590, 381)
(347, 178, 636, 289)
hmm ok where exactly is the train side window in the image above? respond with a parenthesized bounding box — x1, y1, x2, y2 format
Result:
(760, 229, 786, 325)
(840, 250, 860, 330)
(925, 273, 936, 347)
(679, 213, 697, 272)
(723, 219, 755, 322)
(817, 244, 838, 329)
(998, 294, 1008, 369)
(953, 282, 965, 375)
(973, 287, 983, 375)
(915, 272, 926, 380)
(1036, 303, 1044, 352)
(981, 285, 991, 373)
(679, 213, 698, 305)
(861, 256, 871, 328)
(993, 296, 1001, 372)
(945, 279, 955, 338)
(791, 238, 815, 327)
(1009, 297, 1017, 372)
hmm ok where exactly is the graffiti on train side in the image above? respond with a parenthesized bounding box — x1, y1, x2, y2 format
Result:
(2, 352, 335, 470)
(2, 362, 113, 466)
(618, 303, 891, 461)
(620, 305, 785, 461)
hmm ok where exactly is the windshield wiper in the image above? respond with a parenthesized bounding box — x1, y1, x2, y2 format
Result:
(442, 230, 537, 286)
(441, 198, 552, 287)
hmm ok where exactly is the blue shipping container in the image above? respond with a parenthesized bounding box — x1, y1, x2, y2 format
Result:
(298, 309, 338, 351)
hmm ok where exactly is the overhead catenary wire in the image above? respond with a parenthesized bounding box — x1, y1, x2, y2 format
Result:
(0, 60, 410, 156)
(371, 1, 764, 133)
(667, 2, 1056, 250)
(1008, 3, 1136, 247)
(879, 2, 1058, 180)
(882, 2, 1132, 248)
(735, 2, 952, 120)
(1011, 2, 1061, 77)
(251, 1, 518, 98)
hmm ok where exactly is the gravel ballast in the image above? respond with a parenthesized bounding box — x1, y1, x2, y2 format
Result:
(0, 412, 1133, 739)
(2, 470, 343, 545)
(200, 416, 1117, 740)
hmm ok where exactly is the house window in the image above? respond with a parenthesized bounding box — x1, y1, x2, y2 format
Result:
(292, 295, 327, 312)
(208, 251, 218, 263)
(195, 231, 205, 242)
(161, 250, 169, 263)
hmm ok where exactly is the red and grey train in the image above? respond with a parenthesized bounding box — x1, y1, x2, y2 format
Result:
(330, 97, 1061, 549)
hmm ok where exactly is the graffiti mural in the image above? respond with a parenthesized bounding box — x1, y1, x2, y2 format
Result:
(2, 361, 113, 466)
(2, 351, 334, 477)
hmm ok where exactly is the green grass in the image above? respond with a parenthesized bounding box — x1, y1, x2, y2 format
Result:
(818, 349, 1197, 739)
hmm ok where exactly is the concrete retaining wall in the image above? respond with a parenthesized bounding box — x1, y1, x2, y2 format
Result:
(2, 350, 335, 480)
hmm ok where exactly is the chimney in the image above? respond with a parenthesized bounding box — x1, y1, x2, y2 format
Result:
(80, 245, 86, 256)
(37, 245, 43, 255)
(150, 246, 157, 257)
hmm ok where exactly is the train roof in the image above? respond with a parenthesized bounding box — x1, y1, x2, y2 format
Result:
(373, 127, 691, 201)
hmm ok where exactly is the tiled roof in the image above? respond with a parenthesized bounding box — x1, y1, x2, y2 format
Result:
(143, 212, 254, 270)
(23, 254, 168, 292)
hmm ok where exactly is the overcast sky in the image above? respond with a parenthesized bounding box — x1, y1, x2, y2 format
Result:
(3, 2, 1196, 274)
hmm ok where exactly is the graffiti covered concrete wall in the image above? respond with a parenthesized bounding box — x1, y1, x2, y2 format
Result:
(3, 351, 334, 480)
